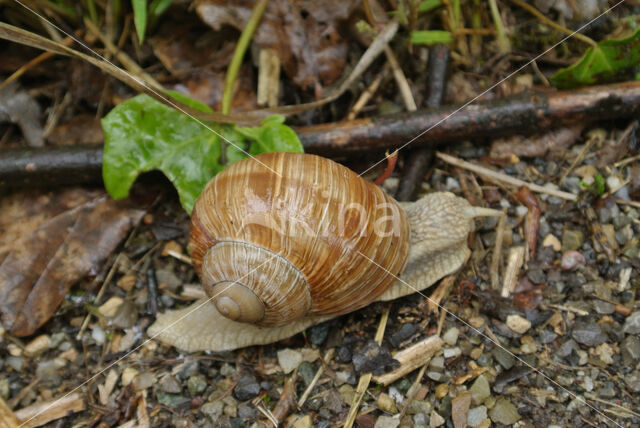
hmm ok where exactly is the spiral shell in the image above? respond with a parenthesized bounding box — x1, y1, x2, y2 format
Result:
(189, 152, 410, 327)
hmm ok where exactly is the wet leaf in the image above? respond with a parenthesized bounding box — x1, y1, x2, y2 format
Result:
(0, 193, 145, 336)
(102, 95, 303, 213)
(102, 94, 223, 214)
(550, 28, 640, 89)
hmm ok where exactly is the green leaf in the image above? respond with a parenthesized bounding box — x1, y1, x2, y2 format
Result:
(149, 0, 172, 17)
(236, 115, 304, 155)
(550, 28, 640, 89)
(165, 89, 213, 113)
(102, 94, 222, 214)
(132, 0, 147, 43)
(410, 30, 453, 45)
(418, 0, 442, 13)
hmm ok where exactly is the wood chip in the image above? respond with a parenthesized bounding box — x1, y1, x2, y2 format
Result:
(501, 246, 525, 298)
(14, 393, 85, 427)
(372, 335, 444, 386)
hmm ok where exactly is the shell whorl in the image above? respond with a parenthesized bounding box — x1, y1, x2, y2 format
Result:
(189, 152, 411, 326)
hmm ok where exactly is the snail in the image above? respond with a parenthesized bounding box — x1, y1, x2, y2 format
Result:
(148, 152, 499, 352)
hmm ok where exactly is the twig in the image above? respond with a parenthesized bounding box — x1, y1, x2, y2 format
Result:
(436, 152, 578, 200)
(384, 46, 417, 112)
(347, 67, 388, 120)
(395, 44, 449, 201)
(373, 151, 398, 185)
(343, 306, 390, 428)
(297, 349, 334, 408)
(490, 211, 507, 289)
(547, 303, 589, 316)
(257, 49, 280, 107)
(271, 371, 298, 423)
(222, 0, 270, 115)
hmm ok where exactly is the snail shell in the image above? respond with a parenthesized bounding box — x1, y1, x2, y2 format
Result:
(189, 152, 410, 326)
(149, 153, 500, 351)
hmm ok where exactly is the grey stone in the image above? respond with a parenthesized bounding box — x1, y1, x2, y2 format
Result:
(159, 374, 182, 393)
(624, 372, 640, 393)
(489, 398, 520, 425)
(308, 322, 330, 345)
(571, 322, 607, 347)
(201, 401, 224, 420)
(492, 347, 515, 369)
(623, 311, 640, 334)
(539, 329, 558, 344)
(467, 406, 487, 427)
(526, 269, 546, 284)
(390, 323, 417, 348)
(156, 392, 190, 409)
(298, 361, 316, 386)
(469, 375, 490, 405)
(36, 360, 61, 386)
(622, 335, 640, 365)
(187, 374, 207, 396)
(233, 376, 261, 401)
(593, 300, 614, 314)
(557, 339, 579, 357)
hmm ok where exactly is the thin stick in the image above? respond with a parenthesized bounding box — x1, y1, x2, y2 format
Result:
(436, 152, 578, 200)
(384, 46, 417, 111)
(14, 393, 85, 427)
(0, 396, 20, 428)
(347, 67, 387, 120)
(298, 349, 334, 408)
(490, 212, 507, 289)
(221, 0, 270, 115)
(343, 306, 390, 428)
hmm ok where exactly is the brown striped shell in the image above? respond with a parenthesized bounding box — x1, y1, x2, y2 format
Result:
(189, 152, 410, 327)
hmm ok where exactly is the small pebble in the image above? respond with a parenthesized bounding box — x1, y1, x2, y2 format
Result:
(489, 398, 520, 425)
(277, 349, 303, 374)
(467, 406, 488, 427)
(443, 347, 461, 358)
(451, 392, 471, 428)
(187, 374, 207, 395)
(623, 311, 640, 334)
(622, 335, 640, 364)
(506, 314, 531, 334)
(308, 323, 330, 345)
(377, 392, 398, 414)
(292, 415, 312, 428)
(561, 250, 586, 270)
(561, 229, 584, 252)
(571, 322, 607, 347)
(442, 327, 459, 346)
(92, 326, 106, 344)
(429, 411, 445, 427)
(469, 375, 490, 405)
(24, 335, 51, 357)
(233, 375, 261, 401)
(158, 374, 182, 393)
(542, 234, 561, 251)
(375, 415, 400, 428)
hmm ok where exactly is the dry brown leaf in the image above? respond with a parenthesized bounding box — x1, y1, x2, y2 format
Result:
(0, 192, 145, 336)
(196, 0, 360, 90)
(47, 114, 104, 146)
(0, 188, 103, 261)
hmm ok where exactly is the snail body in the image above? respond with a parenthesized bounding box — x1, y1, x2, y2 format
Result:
(149, 153, 494, 352)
